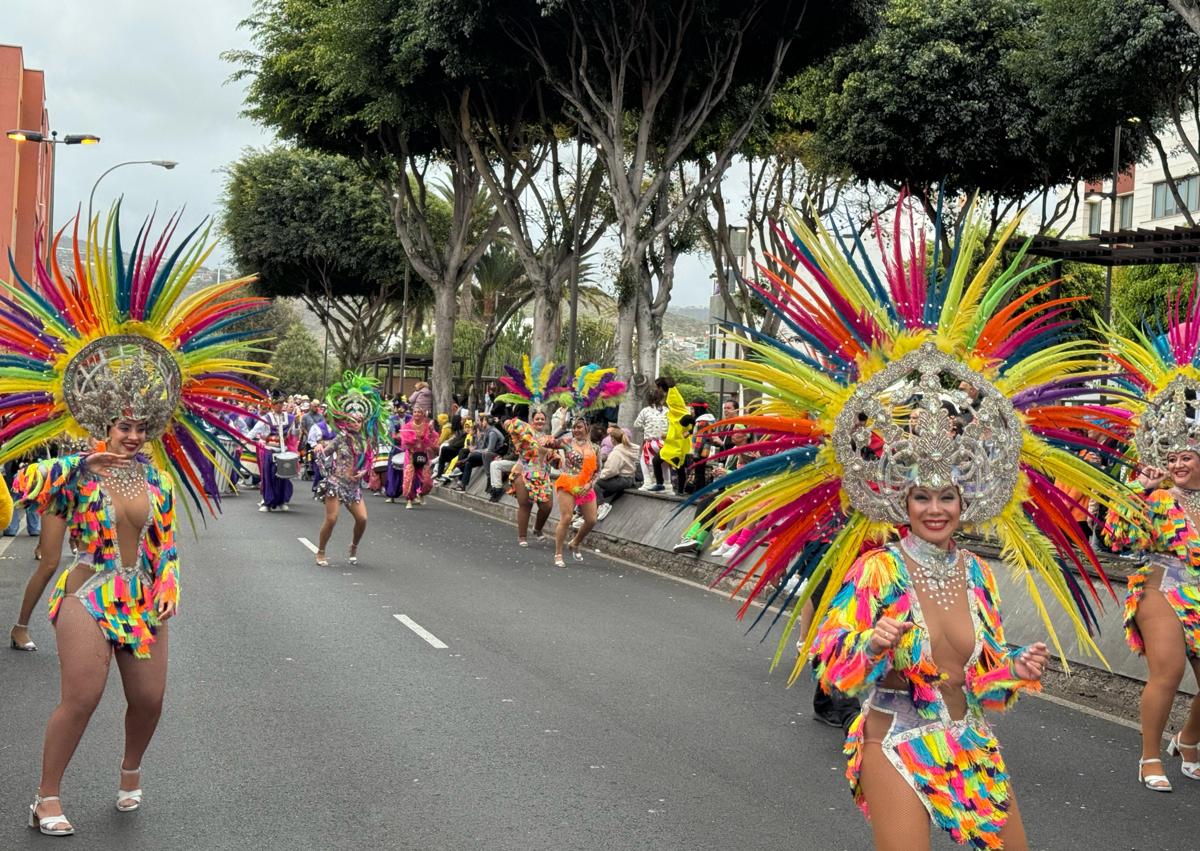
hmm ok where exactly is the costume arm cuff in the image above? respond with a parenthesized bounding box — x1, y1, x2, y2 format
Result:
(812, 628, 890, 697)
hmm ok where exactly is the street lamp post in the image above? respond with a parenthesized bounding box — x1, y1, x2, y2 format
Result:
(87, 159, 178, 233)
(6, 129, 100, 271)
(1084, 119, 1140, 326)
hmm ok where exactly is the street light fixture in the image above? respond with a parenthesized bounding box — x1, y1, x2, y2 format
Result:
(5, 128, 102, 269)
(87, 159, 179, 234)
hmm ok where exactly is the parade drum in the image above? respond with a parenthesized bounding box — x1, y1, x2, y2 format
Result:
(273, 451, 300, 479)
(373, 455, 391, 473)
(391, 450, 407, 470)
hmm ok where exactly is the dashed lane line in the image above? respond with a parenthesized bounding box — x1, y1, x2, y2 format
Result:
(394, 614, 448, 649)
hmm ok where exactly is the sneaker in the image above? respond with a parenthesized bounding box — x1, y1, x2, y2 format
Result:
(280, 504, 290, 512)
(648, 484, 665, 493)
(385, 497, 395, 503)
(571, 515, 584, 530)
(258, 505, 268, 512)
(596, 503, 612, 522)
(488, 489, 503, 503)
(672, 535, 698, 554)
(258, 500, 265, 507)
(406, 500, 414, 510)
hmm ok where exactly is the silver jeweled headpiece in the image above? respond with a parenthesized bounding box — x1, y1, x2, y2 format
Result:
(62, 335, 182, 439)
(831, 342, 1022, 524)
(1135, 373, 1200, 469)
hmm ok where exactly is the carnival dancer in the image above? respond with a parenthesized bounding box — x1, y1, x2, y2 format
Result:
(1104, 281, 1200, 792)
(495, 357, 571, 546)
(398, 404, 438, 509)
(313, 372, 387, 565)
(547, 364, 625, 567)
(250, 391, 297, 511)
(0, 207, 268, 836)
(689, 195, 1137, 850)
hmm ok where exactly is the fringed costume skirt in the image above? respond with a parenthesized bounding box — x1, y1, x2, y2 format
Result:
(847, 687, 1012, 850)
(1125, 554, 1200, 658)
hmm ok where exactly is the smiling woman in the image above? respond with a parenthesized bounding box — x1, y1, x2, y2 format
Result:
(0, 206, 269, 837)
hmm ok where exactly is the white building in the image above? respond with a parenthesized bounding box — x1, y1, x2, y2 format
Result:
(1069, 118, 1200, 239)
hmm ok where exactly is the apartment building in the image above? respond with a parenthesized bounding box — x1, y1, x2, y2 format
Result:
(1071, 118, 1200, 239)
(0, 44, 52, 285)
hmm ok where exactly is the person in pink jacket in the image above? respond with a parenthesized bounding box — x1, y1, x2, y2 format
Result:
(400, 406, 438, 509)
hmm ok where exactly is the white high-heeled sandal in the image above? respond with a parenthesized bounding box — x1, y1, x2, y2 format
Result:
(348, 545, 358, 565)
(117, 766, 143, 812)
(1138, 757, 1172, 792)
(28, 794, 74, 835)
(1167, 735, 1200, 780)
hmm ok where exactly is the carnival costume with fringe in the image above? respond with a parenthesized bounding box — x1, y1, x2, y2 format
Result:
(497, 356, 570, 504)
(314, 372, 386, 506)
(0, 208, 270, 658)
(551, 363, 625, 504)
(1104, 283, 1200, 659)
(693, 196, 1137, 848)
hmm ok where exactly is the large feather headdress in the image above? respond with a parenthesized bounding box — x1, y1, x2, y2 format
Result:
(557, 363, 627, 413)
(694, 192, 1138, 679)
(325, 371, 388, 443)
(1107, 279, 1200, 468)
(497, 355, 569, 411)
(0, 205, 272, 518)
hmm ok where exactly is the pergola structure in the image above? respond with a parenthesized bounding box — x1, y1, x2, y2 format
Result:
(1012, 223, 1200, 266)
(363, 352, 466, 400)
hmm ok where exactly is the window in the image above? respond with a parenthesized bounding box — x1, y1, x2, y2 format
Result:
(1152, 176, 1200, 218)
(1087, 202, 1102, 236)
(1119, 194, 1134, 230)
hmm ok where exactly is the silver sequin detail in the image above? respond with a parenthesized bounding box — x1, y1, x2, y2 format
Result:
(62, 336, 182, 439)
(831, 342, 1021, 524)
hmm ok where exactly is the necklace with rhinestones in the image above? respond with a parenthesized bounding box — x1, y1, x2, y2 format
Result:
(106, 462, 147, 500)
(1178, 487, 1200, 517)
(900, 533, 963, 610)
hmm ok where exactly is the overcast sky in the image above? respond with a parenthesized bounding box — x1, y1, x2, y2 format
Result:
(3, 0, 717, 307)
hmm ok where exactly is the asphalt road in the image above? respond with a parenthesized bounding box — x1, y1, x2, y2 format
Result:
(0, 489, 1197, 850)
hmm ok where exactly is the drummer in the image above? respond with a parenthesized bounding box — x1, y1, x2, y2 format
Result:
(306, 402, 336, 497)
(249, 390, 299, 512)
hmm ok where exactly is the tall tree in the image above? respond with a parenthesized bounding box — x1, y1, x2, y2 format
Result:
(221, 147, 417, 369)
(270, 322, 334, 396)
(497, 0, 879, 422)
(227, 0, 505, 416)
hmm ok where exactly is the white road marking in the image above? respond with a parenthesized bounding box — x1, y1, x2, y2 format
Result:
(297, 537, 318, 553)
(394, 614, 448, 649)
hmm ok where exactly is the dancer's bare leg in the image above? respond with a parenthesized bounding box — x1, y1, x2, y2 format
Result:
(13, 514, 67, 647)
(553, 490, 574, 561)
(35, 596, 112, 825)
(514, 477, 532, 541)
(568, 498, 598, 553)
(113, 623, 168, 807)
(316, 496, 340, 558)
(1136, 588, 1187, 786)
(347, 500, 368, 549)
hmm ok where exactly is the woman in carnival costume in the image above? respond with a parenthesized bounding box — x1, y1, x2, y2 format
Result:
(496, 356, 570, 547)
(0, 208, 269, 836)
(693, 195, 1136, 850)
(1104, 282, 1200, 792)
(546, 364, 625, 567)
(312, 372, 387, 565)
(398, 403, 438, 509)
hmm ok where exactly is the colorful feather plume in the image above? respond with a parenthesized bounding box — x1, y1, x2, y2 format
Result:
(496, 355, 569, 409)
(0, 205, 272, 521)
(555, 362, 627, 413)
(691, 191, 1139, 679)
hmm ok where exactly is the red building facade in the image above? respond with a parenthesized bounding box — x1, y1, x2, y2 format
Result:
(0, 44, 52, 285)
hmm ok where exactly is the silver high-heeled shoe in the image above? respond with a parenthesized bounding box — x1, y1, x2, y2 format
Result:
(10, 624, 36, 651)
(28, 795, 74, 835)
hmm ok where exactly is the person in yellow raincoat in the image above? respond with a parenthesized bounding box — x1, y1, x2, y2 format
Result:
(0, 475, 12, 532)
(656, 377, 692, 482)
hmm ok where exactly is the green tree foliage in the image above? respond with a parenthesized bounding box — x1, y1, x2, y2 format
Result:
(270, 322, 334, 396)
(1113, 264, 1197, 331)
(221, 147, 425, 369)
(804, 0, 1169, 202)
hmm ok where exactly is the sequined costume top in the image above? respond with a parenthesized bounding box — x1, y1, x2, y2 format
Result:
(314, 431, 371, 505)
(506, 420, 553, 503)
(1105, 488, 1200, 657)
(812, 545, 1037, 849)
(15, 454, 179, 659)
(555, 440, 599, 497)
